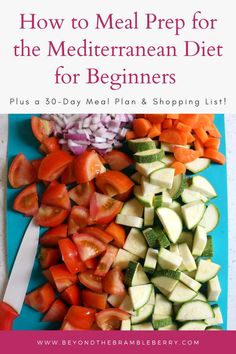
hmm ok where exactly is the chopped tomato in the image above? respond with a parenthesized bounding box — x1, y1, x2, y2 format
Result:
(39, 247, 61, 269)
(94, 245, 118, 277)
(40, 136, 60, 154)
(60, 284, 81, 306)
(49, 264, 77, 292)
(115, 188, 133, 202)
(105, 223, 126, 248)
(31, 116, 54, 142)
(61, 320, 82, 330)
(13, 183, 38, 216)
(40, 224, 68, 247)
(69, 181, 95, 207)
(95, 171, 134, 197)
(36, 205, 69, 228)
(8, 153, 36, 188)
(68, 206, 92, 235)
(82, 290, 107, 310)
(42, 299, 68, 322)
(58, 238, 86, 274)
(42, 269, 55, 286)
(104, 150, 133, 171)
(25, 283, 56, 313)
(64, 305, 96, 330)
(90, 192, 123, 224)
(85, 257, 98, 270)
(80, 226, 113, 244)
(78, 270, 103, 293)
(42, 181, 71, 210)
(102, 267, 126, 295)
(31, 158, 42, 178)
(95, 308, 130, 330)
(38, 150, 73, 182)
(72, 233, 107, 262)
(74, 150, 104, 183)
(60, 159, 76, 185)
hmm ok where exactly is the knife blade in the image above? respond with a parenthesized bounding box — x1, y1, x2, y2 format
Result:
(0, 218, 40, 330)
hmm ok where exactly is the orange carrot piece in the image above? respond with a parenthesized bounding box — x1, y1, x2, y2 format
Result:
(193, 128, 209, 144)
(133, 119, 152, 138)
(172, 146, 200, 163)
(203, 148, 225, 164)
(126, 131, 135, 140)
(148, 123, 162, 138)
(171, 161, 186, 176)
(144, 114, 166, 124)
(159, 129, 188, 145)
(179, 114, 199, 128)
(194, 114, 214, 128)
(176, 122, 192, 133)
(187, 132, 195, 144)
(167, 114, 179, 119)
(162, 119, 173, 130)
(204, 137, 220, 150)
(194, 137, 204, 157)
(206, 123, 222, 138)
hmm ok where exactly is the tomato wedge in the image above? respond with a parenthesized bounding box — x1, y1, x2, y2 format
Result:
(72, 233, 107, 262)
(96, 170, 134, 197)
(40, 224, 68, 247)
(74, 150, 104, 183)
(49, 264, 77, 292)
(81, 226, 113, 244)
(78, 270, 103, 293)
(61, 284, 81, 306)
(42, 181, 71, 210)
(58, 238, 86, 274)
(105, 222, 126, 248)
(42, 299, 68, 322)
(104, 150, 133, 171)
(40, 136, 60, 154)
(102, 267, 126, 295)
(13, 183, 38, 216)
(60, 159, 76, 185)
(115, 188, 133, 202)
(90, 192, 123, 224)
(69, 181, 95, 207)
(38, 150, 73, 182)
(82, 290, 107, 310)
(39, 247, 61, 269)
(64, 305, 96, 330)
(31, 116, 54, 142)
(94, 245, 118, 277)
(25, 283, 56, 313)
(84, 257, 98, 270)
(68, 206, 92, 235)
(95, 308, 130, 330)
(31, 158, 42, 178)
(36, 205, 69, 228)
(8, 153, 36, 188)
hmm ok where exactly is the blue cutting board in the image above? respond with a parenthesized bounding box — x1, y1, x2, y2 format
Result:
(7, 114, 228, 330)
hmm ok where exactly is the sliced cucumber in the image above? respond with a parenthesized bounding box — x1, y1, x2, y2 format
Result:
(153, 293, 173, 317)
(120, 319, 131, 330)
(148, 287, 156, 305)
(183, 270, 197, 279)
(141, 176, 164, 195)
(185, 158, 211, 173)
(113, 249, 139, 269)
(202, 236, 214, 258)
(195, 259, 220, 283)
(136, 160, 165, 177)
(150, 168, 175, 189)
(194, 292, 207, 302)
(178, 243, 197, 272)
(156, 207, 183, 243)
(143, 248, 159, 273)
(192, 225, 207, 257)
(131, 304, 154, 324)
(123, 228, 147, 258)
(179, 272, 201, 292)
(131, 322, 154, 330)
(179, 321, 207, 330)
(181, 200, 206, 230)
(142, 228, 158, 248)
(206, 326, 223, 330)
(131, 172, 142, 184)
(152, 315, 173, 329)
(198, 204, 219, 232)
(128, 137, 156, 153)
(129, 284, 153, 310)
(169, 201, 182, 219)
(177, 231, 193, 250)
(134, 149, 164, 163)
(120, 198, 143, 217)
(158, 247, 183, 271)
(205, 305, 223, 326)
(168, 282, 197, 303)
(169, 244, 180, 256)
(119, 294, 134, 314)
(162, 190, 172, 207)
(125, 261, 149, 287)
(207, 276, 221, 301)
(144, 207, 154, 226)
(177, 300, 213, 321)
(133, 185, 153, 207)
(153, 226, 171, 248)
(168, 174, 187, 199)
(181, 188, 206, 204)
(116, 214, 143, 228)
(161, 155, 175, 166)
(107, 294, 126, 308)
(151, 270, 180, 292)
(159, 324, 178, 330)
(191, 176, 217, 199)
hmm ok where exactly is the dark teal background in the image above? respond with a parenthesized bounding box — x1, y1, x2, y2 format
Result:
(7, 114, 228, 330)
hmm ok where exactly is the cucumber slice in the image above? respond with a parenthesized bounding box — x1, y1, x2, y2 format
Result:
(177, 300, 213, 321)
(194, 292, 207, 302)
(136, 161, 165, 177)
(151, 270, 180, 292)
(153, 293, 173, 316)
(169, 201, 182, 219)
(125, 261, 149, 287)
(168, 174, 187, 199)
(181, 200, 206, 230)
(150, 168, 175, 189)
(133, 185, 153, 207)
(148, 287, 156, 305)
(179, 272, 201, 292)
(144, 207, 154, 226)
(153, 195, 162, 208)
(192, 225, 207, 257)
(181, 188, 206, 204)
(178, 243, 197, 272)
(202, 236, 213, 258)
(131, 304, 154, 324)
(120, 319, 131, 330)
(120, 198, 143, 217)
(134, 149, 164, 163)
(191, 176, 217, 199)
(185, 158, 211, 173)
(161, 155, 175, 166)
(129, 284, 153, 310)
(169, 244, 180, 256)
(119, 294, 134, 314)
(158, 324, 178, 330)
(158, 248, 183, 271)
(205, 306, 223, 326)
(123, 228, 147, 258)
(142, 228, 158, 248)
(168, 283, 197, 303)
(179, 321, 207, 330)
(195, 259, 220, 283)
(143, 248, 159, 273)
(131, 322, 154, 330)
(156, 207, 183, 243)
(153, 226, 171, 248)
(152, 315, 173, 329)
(141, 176, 164, 195)
(206, 326, 223, 330)
(207, 276, 221, 301)
(177, 231, 193, 250)
(107, 294, 126, 308)
(183, 270, 197, 279)
(128, 138, 156, 153)
(162, 190, 172, 207)
(131, 172, 142, 184)
(198, 204, 219, 232)
(113, 249, 139, 269)
(116, 214, 143, 228)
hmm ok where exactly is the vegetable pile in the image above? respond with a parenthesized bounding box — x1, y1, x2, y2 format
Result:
(8, 114, 225, 331)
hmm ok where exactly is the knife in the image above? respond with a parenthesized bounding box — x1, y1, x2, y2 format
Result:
(0, 218, 40, 330)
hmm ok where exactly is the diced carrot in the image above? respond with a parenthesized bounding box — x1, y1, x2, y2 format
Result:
(194, 114, 214, 128)
(206, 123, 222, 138)
(133, 118, 152, 138)
(126, 131, 135, 140)
(144, 114, 166, 123)
(187, 132, 195, 144)
(172, 146, 200, 163)
(167, 114, 179, 119)
(179, 114, 199, 128)
(193, 128, 209, 144)
(159, 129, 188, 145)
(203, 148, 225, 164)
(148, 123, 161, 138)
(105, 222, 126, 248)
(162, 119, 173, 130)
(176, 122, 192, 133)
(170, 161, 186, 176)
(194, 137, 204, 157)
(204, 137, 220, 150)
